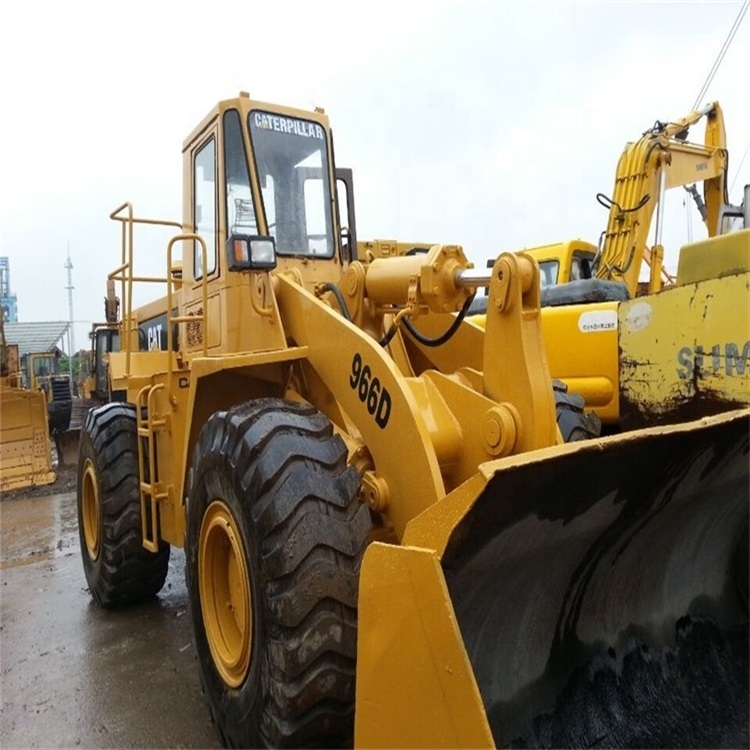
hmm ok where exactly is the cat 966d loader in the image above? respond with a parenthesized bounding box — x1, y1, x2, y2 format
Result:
(76, 93, 749, 748)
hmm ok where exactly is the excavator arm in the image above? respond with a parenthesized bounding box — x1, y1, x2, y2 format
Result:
(596, 102, 729, 294)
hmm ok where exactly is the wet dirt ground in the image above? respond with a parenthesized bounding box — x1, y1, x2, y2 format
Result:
(0, 477, 222, 749)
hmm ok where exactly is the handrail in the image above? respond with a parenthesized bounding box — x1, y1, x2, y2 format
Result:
(167, 233, 208, 404)
(108, 202, 185, 376)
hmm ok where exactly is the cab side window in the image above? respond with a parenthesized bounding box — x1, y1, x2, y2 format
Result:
(223, 109, 255, 236)
(194, 138, 217, 279)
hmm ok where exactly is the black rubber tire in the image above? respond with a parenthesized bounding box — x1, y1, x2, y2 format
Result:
(76, 402, 170, 607)
(186, 398, 372, 748)
(553, 379, 601, 442)
(512, 616, 749, 749)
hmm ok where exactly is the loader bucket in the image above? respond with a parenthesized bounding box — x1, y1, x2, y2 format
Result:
(0, 387, 56, 492)
(355, 409, 748, 748)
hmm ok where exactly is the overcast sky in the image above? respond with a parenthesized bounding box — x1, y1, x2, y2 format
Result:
(1, 0, 748, 353)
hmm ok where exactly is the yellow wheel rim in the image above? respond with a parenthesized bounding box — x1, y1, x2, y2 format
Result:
(81, 458, 100, 560)
(199, 500, 252, 688)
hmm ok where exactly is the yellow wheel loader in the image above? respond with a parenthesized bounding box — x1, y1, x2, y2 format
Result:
(51, 323, 121, 469)
(471, 102, 749, 430)
(21, 350, 73, 433)
(76, 93, 749, 748)
(0, 316, 55, 492)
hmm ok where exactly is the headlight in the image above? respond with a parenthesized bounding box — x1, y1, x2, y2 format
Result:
(227, 234, 277, 271)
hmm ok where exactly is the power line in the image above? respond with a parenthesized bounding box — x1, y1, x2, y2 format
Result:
(692, 0, 749, 110)
(730, 139, 750, 193)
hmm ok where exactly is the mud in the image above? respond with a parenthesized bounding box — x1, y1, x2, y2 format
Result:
(0, 487, 221, 749)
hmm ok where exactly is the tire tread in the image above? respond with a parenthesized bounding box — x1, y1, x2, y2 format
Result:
(78, 403, 169, 607)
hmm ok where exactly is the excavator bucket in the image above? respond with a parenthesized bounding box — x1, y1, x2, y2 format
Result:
(0, 387, 56, 493)
(356, 409, 749, 748)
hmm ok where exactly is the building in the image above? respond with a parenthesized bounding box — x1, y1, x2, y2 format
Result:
(1, 257, 19, 322)
(3, 321, 70, 358)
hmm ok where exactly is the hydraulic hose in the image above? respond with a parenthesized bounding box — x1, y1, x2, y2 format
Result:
(401, 292, 477, 348)
(319, 283, 352, 322)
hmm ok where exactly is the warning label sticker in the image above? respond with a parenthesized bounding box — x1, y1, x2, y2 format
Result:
(578, 309, 618, 333)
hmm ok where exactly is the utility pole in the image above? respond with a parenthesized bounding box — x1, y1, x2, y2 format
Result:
(65, 247, 75, 386)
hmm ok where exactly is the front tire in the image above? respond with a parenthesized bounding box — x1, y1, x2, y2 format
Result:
(553, 379, 601, 442)
(77, 403, 170, 607)
(186, 398, 372, 748)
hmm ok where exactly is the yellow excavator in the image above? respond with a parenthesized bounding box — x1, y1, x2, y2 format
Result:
(471, 102, 749, 428)
(75, 93, 748, 748)
(0, 315, 55, 492)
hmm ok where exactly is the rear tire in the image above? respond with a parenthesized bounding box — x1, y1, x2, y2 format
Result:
(186, 398, 372, 748)
(76, 403, 170, 607)
(553, 379, 601, 442)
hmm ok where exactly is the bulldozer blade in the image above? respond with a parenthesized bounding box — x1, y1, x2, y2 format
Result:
(0, 387, 56, 492)
(358, 409, 749, 748)
(53, 428, 81, 468)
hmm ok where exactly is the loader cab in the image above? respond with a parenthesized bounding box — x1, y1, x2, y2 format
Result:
(184, 95, 342, 292)
(90, 326, 120, 399)
(25, 352, 60, 394)
(180, 95, 346, 354)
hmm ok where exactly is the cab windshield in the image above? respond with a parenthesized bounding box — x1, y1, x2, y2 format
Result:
(248, 110, 334, 258)
(538, 260, 560, 287)
(32, 355, 57, 377)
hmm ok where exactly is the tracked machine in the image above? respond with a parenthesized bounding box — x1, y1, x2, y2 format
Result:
(76, 93, 749, 748)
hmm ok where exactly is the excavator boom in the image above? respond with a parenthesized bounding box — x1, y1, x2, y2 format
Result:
(595, 102, 729, 294)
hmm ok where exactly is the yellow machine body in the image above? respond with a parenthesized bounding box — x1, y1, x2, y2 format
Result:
(78, 93, 748, 748)
(509, 239, 597, 288)
(472, 102, 746, 427)
(21, 351, 73, 433)
(471, 240, 619, 420)
(355, 408, 748, 747)
(0, 342, 55, 492)
(619, 229, 750, 429)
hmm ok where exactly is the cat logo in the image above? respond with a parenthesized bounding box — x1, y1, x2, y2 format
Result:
(147, 324, 163, 351)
